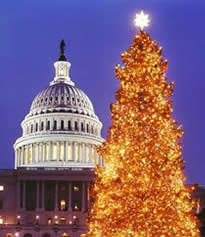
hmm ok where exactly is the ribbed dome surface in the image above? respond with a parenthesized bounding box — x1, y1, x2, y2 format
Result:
(29, 83, 96, 118)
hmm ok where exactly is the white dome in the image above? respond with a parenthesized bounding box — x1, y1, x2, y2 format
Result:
(14, 42, 104, 169)
(29, 82, 97, 119)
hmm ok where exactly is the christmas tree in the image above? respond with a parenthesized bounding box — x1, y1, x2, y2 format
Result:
(85, 11, 199, 237)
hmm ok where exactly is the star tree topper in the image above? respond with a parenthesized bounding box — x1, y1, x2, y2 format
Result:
(134, 10, 150, 31)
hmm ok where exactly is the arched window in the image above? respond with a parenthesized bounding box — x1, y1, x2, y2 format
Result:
(87, 124, 89, 133)
(43, 233, 51, 237)
(91, 125, 93, 134)
(47, 121, 50, 130)
(68, 121, 71, 131)
(31, 124, 33, 133)
(24, 234, 32, 237)
(61, 120, 64, 130)
(53, 120, 57, 130)
(36, 123, 38, 132)
(41, 121, 44, 131)
(75, 121, 78, 131)
(81, 122, 84, 132)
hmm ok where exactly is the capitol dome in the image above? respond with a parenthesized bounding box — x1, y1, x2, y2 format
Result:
(14, 40, 104, 169)
(29, 83, 96, 118)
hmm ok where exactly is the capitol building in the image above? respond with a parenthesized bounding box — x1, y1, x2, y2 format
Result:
(0, 41, 104, 237)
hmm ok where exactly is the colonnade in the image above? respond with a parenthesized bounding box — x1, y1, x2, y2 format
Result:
(23, 117, 100, 137)
(17, 180, 89, 212)
(15, 142, 104, 167)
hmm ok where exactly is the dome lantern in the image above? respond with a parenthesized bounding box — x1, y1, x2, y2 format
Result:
(50, 40, 75, 86)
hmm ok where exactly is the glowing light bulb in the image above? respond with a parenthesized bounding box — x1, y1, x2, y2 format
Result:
(134, 10, 150, 31)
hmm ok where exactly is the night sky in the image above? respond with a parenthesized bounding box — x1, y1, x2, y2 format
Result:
(0, 0, 205, 185)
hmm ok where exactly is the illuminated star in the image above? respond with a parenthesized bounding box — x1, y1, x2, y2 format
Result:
(134, 10, 150, 31)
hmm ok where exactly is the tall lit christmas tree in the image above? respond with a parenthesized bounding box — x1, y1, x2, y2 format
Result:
(85, 11, 199, 237)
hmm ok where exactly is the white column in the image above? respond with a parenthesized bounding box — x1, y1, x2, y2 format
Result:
(17, 149, 20, 167)
(57, 142, 60, 161)
(40, 143, 43, 162)
(63, 141, 66, 161)
(23, 146, 26, 164)
(79, 143, 82, 162)
(21, 147, 24, 165)
(48, 142, 52, 161)
(29, 144, 32, 164)
(65, 141, 68, 161)
(32, 144, 35, 164)
(37, 143, 40, 163)
(60, 141, 64, 161)
(82, 143, 86, 163)
(26, 145, 29, 164)
(72, 142, 76, 161)
(26, 144, 30, 164)
(38, 143, 40, 162)
(45, 143, 48, 161)
(14, 149, 17, 169)
(20, 149, 22, 166)
(78, 143, 81, 162)
(16, 149, 19, 167)
(89, 145, 92, 163)
(42, 143, 46, 162)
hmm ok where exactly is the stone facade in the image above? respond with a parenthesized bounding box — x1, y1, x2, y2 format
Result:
(0, 168, 94, 237)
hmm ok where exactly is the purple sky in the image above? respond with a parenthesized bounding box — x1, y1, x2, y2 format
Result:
(0, 0, 205, 185)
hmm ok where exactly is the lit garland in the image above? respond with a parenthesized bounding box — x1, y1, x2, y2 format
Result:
(84, 31, 200, 236)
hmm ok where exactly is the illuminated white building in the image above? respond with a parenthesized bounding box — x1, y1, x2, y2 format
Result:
(0, 41, 104, 237)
